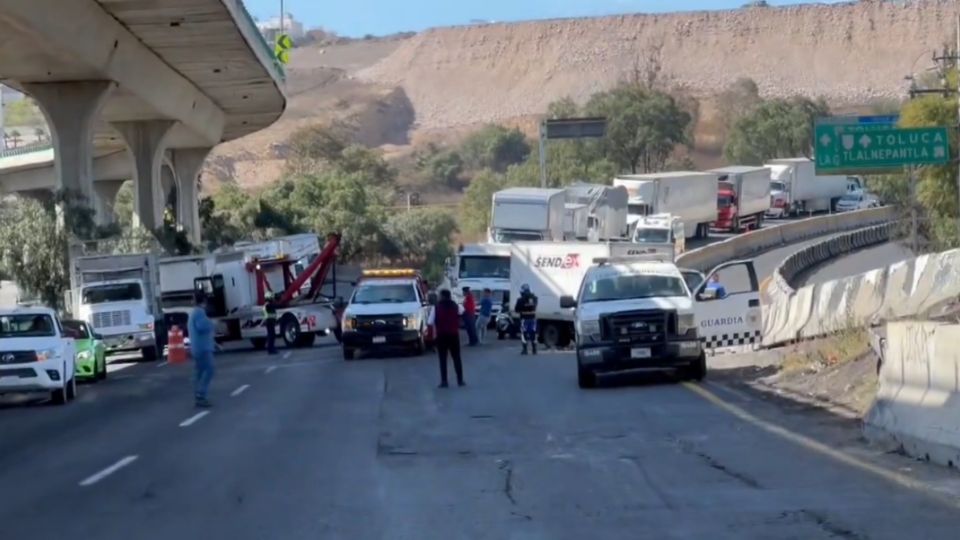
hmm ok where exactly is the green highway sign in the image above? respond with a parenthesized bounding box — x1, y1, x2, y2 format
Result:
(814, 123, 950, 173)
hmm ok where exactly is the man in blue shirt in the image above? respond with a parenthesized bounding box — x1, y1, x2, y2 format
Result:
(705, 274, 728, 300)
(476, 288, 494, 344)
(188, 293, 217, 408)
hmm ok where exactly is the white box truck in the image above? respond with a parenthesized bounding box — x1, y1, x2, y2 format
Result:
(509, 242, 669, 348)
(614, 172, 718, 239)
(764, 158, 851, 217)
(563, 203, 589, 240)
(710, 166, 771, 232)
(69, 253, 162, 361)
(564, 183, 630, 241)
(630, 213, 686, 260)
(442, 243, 513, 336)
(488, 188, 566, 243)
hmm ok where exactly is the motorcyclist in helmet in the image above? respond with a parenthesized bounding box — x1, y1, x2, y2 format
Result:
(514, 284, 539, 355)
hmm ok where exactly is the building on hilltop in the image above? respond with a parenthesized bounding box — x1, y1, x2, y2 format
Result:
(256, 12, 305, 43)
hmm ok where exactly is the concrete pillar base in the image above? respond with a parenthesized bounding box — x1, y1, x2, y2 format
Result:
(93, 179, 125, 226)
(24, 82, 114, 206)
(170, 148, 211, 245)
(112, 120, 176, 232)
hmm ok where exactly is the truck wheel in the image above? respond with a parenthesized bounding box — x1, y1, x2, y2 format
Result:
(251, 338, 266, 350)
(685, 352, 707, 381)
(66, 376, 77, 401)
(280, 315, 300, 348)
(556, 327, 572, 349)
(413, 336, 425, 356)
(497, 331, 505, 340)
(295, 333, 317, 348)
(541, 323, 561, 349)
(50, 379, 68, 405)
(332, 326, 343, 343)
(141, 346, 158, 362)
(343, 347, 356, 361)
(578, 368, 596, 389)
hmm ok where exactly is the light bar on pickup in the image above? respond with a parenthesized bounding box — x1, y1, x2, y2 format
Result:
(361, 269, 419, 278)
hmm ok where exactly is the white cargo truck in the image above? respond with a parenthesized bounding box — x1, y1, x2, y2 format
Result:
(563, 203, 589, 240)
(710, 166, 771, 232)
(508, 242, 669, 348)
(614, 172, 718, 239)
(70, 253, 162, 361)
(764, 158, 851, 217)
(442, 243, 513, 336)
(631, 213, 686, 260)
(488, 188, 566, 243)
(564, 183, 630, 241)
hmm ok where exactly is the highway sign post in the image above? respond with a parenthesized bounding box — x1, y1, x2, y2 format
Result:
(814, 122, 949, 174)
(538, 117, 607, 187)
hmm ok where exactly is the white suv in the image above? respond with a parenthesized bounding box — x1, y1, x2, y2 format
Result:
(0, 307, 78, 404)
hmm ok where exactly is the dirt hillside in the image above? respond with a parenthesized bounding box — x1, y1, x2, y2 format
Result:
(358, 0, 959, 129)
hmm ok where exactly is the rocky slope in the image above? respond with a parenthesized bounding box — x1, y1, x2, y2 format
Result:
(358, 0, 960, 129)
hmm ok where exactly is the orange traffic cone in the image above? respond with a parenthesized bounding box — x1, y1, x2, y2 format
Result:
(168, 325, 187, 364)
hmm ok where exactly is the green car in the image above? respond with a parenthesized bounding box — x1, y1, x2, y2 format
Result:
(64, 319, 107, 381)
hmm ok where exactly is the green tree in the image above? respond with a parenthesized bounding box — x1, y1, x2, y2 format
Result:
(899, 90, 959, 249)
(0, 198, 68, 309)
(723, 97, 829, 165)
(584, 84, 692, 173)
(460, 125, 531, 172)
(715, 77, 762, 137)
(424, 150, 464, 188)
(5, 99, 42, 126)
(459, 170, 506, 235)
(383, 208, 458, 283)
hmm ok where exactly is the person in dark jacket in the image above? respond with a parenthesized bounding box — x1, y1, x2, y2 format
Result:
(430, 289, 465, 387)
(263, 292, 279, 355)
(514, 283, 539, 355)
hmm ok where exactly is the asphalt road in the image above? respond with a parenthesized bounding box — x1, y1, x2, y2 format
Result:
(2, 338, 959, 539)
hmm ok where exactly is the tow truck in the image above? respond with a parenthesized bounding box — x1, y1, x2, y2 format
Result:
(340, 269, 433, 360)
(194, 233, 343, 349)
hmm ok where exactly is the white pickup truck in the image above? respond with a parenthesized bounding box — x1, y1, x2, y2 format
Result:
(0, 307, 78, 404)
(561, 259, 762, 388)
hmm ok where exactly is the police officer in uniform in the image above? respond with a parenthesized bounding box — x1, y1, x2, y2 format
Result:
(264, 292, 279, 355)
(514, 284, 539, 355)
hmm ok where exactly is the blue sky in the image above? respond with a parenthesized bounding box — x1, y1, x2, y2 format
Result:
(244, 0, 845, 38)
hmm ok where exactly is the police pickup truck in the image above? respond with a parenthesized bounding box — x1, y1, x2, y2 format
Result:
(340, 269, 433, 360)
(561, 258, 761, 388)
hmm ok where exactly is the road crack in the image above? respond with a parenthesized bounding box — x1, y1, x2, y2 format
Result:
(499, 459, 517, 505)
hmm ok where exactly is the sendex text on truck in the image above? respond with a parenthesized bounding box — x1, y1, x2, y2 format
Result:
(70, 253, 163, 361)
(613, 171, 718, 239)
(488, 188, 566, 243)
(509, 242, 673, 349)
(764, 158, 859, 217)
(710, 166, 771, 232)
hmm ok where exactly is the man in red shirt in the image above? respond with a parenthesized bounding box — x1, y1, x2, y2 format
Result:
(430, 289, 465, 387)
(462, 286, 479, 346)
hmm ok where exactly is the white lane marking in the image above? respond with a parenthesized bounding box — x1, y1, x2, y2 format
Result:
(231, 384, 250, 397)
(282, 351, 291, 360)
(79, 455, 139, 487)
(156, 360, 169, 368)
(265, 365, 277, 374)
(106, 363, 136, 374)
(179, 410, 210, 427)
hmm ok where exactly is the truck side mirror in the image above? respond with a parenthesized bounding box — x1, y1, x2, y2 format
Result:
(697, 289, 717, 301)
(560, 296, 577, 309)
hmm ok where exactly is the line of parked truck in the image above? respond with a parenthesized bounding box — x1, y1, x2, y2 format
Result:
(65, 233, 344, 363)
(444, 157, 874, 350)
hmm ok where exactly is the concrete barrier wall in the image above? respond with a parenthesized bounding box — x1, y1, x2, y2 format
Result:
(760, 222, 914, 347)
(676, 206, 896, 272)
(864, 321, 960, 468)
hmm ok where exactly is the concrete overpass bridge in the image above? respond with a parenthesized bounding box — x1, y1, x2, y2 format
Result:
(0, 0, 286, 242)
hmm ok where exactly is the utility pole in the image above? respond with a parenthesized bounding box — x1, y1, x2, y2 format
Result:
(955, 14, 960, 238)
(280, 0, 285, 34)
(538, 120, 547, 188)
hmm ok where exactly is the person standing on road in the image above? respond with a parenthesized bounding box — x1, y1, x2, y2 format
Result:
(430, 289, 465, 388)
(462, 286, 479, 346)
(263, 292, 279, 355)
(476, 288, 493, 344)
(514, 284, 539, 355)
(188, 293, 216, 408)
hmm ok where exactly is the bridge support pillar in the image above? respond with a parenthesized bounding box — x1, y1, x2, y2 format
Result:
(93, 179, 125, 226)
(23, 81, 113, 212)
(170, 148, 211, 246)
(112, 120, 176, 232)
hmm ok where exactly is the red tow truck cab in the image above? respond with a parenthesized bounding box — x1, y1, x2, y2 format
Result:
(709, 167, 771, 233)
(715, 183, 738, 231)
